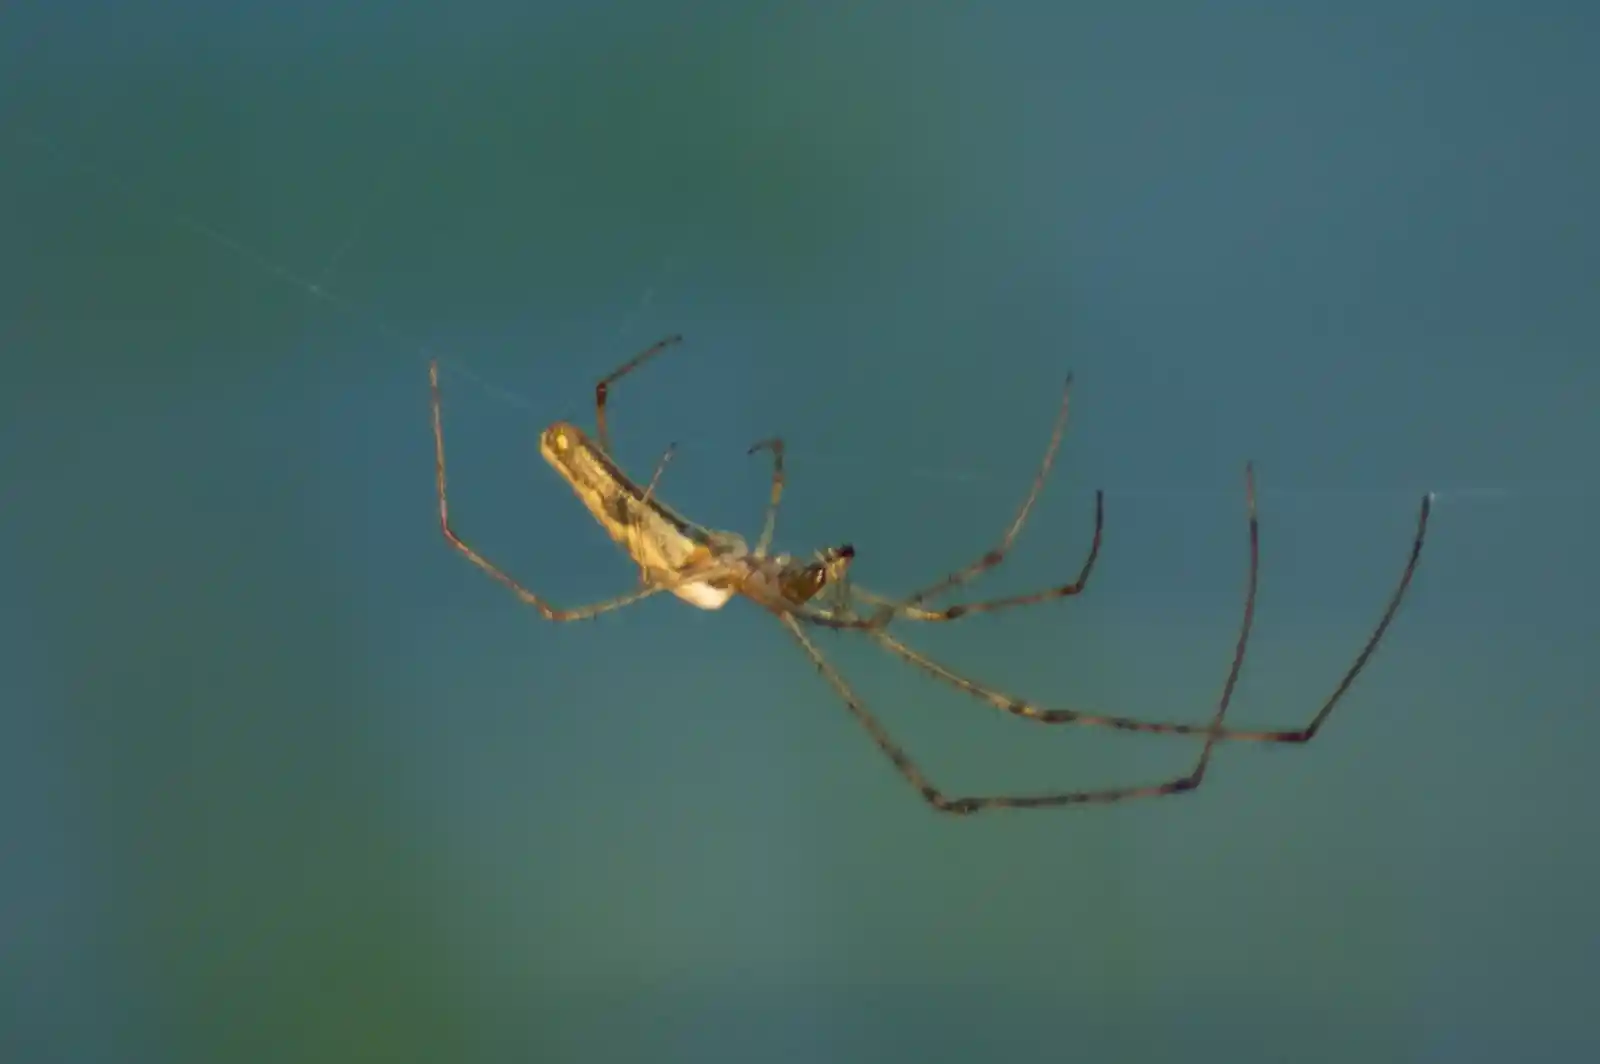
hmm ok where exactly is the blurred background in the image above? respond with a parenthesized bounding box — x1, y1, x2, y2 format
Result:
(3, 2, 1596, 1061)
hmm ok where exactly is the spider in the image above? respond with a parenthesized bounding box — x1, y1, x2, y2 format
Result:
(429, 337, 1431, 815)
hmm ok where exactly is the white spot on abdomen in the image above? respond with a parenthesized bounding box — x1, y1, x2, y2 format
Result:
(671, 581, 736, 610)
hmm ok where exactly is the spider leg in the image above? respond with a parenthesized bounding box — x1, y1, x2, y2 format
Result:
(778, 598, 1236, 813)
(594, 334, 683, 456)
(775, 468, 1261, 813)
(431, 359, 673, 620)
(870, 471, 1431, 745)
(778, 375, 1097, 630)
(626, 442, 679, 588)
(864, 373, 1079, 624)
(746, 437, 786, 557)
(849, 489, 1104, 624)
(741, 408, 1101, 628)
(637, 442, 677, 510)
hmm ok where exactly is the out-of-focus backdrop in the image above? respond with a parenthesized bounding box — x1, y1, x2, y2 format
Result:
(4, 3, 1596, 1062)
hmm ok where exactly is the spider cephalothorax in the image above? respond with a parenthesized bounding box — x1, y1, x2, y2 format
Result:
(776, 544, 856, 607)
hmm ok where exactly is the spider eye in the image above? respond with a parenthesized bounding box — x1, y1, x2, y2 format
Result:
(541, 423, 579, 457)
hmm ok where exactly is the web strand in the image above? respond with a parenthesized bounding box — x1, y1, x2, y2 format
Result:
(17, 124, 1550, 501)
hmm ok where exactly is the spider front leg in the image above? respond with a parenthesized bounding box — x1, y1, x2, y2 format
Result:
(774, 466, 1263, 814)
(867, 468, 1432, 747)
(779, 611, 1235, 813)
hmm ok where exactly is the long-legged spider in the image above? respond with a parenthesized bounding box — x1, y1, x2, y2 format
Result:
(429, 337, 1430, 815)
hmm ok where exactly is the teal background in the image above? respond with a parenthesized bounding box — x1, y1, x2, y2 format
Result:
(4, 3, 1597, 1062)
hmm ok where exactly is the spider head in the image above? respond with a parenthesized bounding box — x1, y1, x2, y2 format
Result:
(779, 543, 855, 605)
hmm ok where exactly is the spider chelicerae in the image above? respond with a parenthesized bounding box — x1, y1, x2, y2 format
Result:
(429, 337, 1431, 815)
